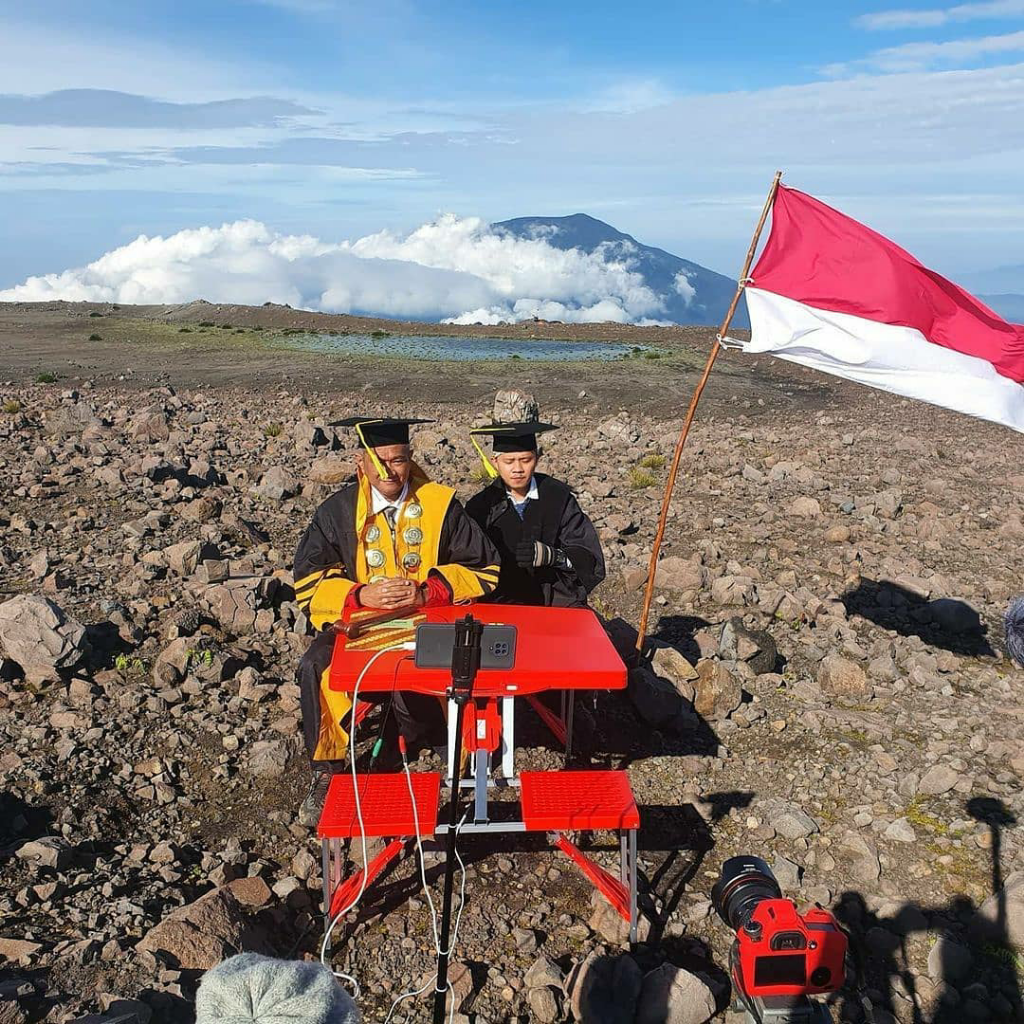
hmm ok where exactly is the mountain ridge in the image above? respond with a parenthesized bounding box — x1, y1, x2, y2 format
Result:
(492, 212, 747, 328)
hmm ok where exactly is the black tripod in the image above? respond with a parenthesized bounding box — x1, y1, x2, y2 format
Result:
(432, 614, 483, 1024)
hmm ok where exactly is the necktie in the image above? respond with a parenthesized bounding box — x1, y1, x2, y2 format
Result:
(383, 506, 398, 532)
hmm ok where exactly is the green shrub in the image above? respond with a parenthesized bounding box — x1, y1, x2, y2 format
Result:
(179, 327, 192, 333)
(643, 350, 661, 359)
(89, 310, 103, 318)
(88, 333, 102, 341)
(263, 421, 283, 438)
(371, 329, 389, 339)
(639, 453, 665, 469)
(628, 467, 657, 489)
(35, 372, 58, 384)
(219, 323, 233, 329)
(199, 320, 215, 327)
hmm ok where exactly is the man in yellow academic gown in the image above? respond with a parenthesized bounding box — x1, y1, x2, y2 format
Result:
(293, 416, 499, 825)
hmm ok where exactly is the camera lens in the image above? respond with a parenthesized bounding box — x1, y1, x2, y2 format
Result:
(711, 856, 783, 931)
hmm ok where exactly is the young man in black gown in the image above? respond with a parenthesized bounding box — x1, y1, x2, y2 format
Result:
(464, 422, 605, 608)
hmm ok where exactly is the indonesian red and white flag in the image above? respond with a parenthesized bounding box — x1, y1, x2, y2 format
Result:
(741, 185, 1024, 432)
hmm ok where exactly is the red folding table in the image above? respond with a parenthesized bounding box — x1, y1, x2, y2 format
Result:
(318, 603, 641, 944)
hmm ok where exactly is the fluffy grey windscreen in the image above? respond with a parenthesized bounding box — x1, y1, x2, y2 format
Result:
(1004, 595, 1024, 667)
(195, 952, 360, 1023)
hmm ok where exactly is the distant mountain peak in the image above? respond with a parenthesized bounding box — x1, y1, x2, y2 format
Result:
(492, 213, 745, 327)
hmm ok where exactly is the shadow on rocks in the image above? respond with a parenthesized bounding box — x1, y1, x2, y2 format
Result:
(0, 791, 56, 857)
(839, 579, 995, 657)
(832, 797, 1022, 1023)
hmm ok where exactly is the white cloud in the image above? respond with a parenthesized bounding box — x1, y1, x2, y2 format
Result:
(0, 215, 670, 324)
(855, 0, 1024, 30)
(824, 29, 1024, 74)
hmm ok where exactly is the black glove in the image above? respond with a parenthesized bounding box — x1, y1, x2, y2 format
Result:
(515, 539, 555, 568)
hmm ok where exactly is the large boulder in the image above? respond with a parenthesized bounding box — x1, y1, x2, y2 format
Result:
(128, 405, 170, 442)
(564, 952, 641, 1024)
(308, 455, 351, 486)
(654, 556, 705, 593)
(44, 402, 98, 437)
(253, 466, 299, 501)
(694, 660, 743, 721)
(136, 886, 268, 970)
(493, 388, 539, 424)
(817, 654, 870, 697)
(628, 665, 685, 729)
(968, 871, 1024, 948)
(635, 963, 717, 1024)
(0, 595, 88, 681)
(719, 617, 777, 675)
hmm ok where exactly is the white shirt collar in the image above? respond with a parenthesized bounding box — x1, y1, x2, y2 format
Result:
(370, 480, 409, 515)
(506, 476, 539, 504)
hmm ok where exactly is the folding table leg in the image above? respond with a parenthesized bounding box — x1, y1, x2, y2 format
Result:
(619, 832, 628, 886)
(565, 693, 576, 760)
(628, 828, 638, 944)
(500, 697, 515, 778)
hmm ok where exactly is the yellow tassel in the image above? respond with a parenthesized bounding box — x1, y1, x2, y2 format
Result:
(355, 421, 386, 479)
(470, 434, 499, 479)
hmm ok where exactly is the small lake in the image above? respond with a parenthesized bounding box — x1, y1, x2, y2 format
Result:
(276, 332, 650, 362)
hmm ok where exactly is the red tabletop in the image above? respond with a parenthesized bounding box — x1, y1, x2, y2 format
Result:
(328, 603, 626, 697)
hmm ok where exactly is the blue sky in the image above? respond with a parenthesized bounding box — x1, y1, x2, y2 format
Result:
(1, 0, 1023, 292)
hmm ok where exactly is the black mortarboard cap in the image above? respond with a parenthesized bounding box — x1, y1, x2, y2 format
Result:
(469, 421, 558, 453)
(331, 416, 433, 448)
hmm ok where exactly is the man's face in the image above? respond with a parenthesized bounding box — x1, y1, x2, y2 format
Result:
(359, 443, 413, 500)
(494, 450, 538, 491)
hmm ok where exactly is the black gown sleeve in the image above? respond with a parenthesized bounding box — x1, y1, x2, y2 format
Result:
(293, 504, 357, 629)
(557, 494, 606, 594)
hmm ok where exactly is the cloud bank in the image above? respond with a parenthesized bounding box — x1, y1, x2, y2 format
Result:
(0, 215, 669, 324)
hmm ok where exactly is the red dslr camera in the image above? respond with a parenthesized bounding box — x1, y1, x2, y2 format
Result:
(712, 857, 847, 1024)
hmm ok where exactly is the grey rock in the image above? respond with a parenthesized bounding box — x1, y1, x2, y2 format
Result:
(694, 660, 743, 722)
(15, 836, 72, 870)
(0, 595, 88, 681)
(565, 952, 642, 1024)
(720, 617, 778, 675)
(927, 935, 974, 984)
(765, 801, 818, 840)
(253, 466, 299, 501)
(917, 765, 958, 796)
(628, 665, 683, 728)
(636, 963, 717, 1024)
(247, 739, 290, 778)
(817, 654, 870, 697)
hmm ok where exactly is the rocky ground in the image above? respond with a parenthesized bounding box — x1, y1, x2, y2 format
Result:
(1, 302, 1024, 1024)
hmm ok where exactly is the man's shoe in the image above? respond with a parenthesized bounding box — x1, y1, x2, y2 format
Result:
(298, 768, 332, 827)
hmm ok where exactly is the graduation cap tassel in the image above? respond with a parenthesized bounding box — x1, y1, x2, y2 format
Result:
(470, 435, 500, 479)
(354, 421, 387, 479)
(635, 171, 783, 653)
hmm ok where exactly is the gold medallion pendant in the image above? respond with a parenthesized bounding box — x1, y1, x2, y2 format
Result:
(402, 552, 421, 571)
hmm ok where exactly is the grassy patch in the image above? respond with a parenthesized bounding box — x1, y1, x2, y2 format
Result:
(3, 399, 22, 414)
(89, 310, 103, 318)
(179, 327, 192, 333)
(628, 467, 657, 489)
(263, 421, 284, 438)
(35, 371, 58, 384)
(199, 320, 215, 327)
(905, 797, 948, 835)
(371, 329, 390, 339)
(639, 453, 665, 469)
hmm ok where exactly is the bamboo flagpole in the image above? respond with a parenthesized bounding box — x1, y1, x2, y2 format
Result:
(635, 170, 783, 652)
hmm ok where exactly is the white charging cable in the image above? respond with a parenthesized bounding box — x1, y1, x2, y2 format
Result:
(384, 745, 470, 1023)
(319, 641, 412, 995)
